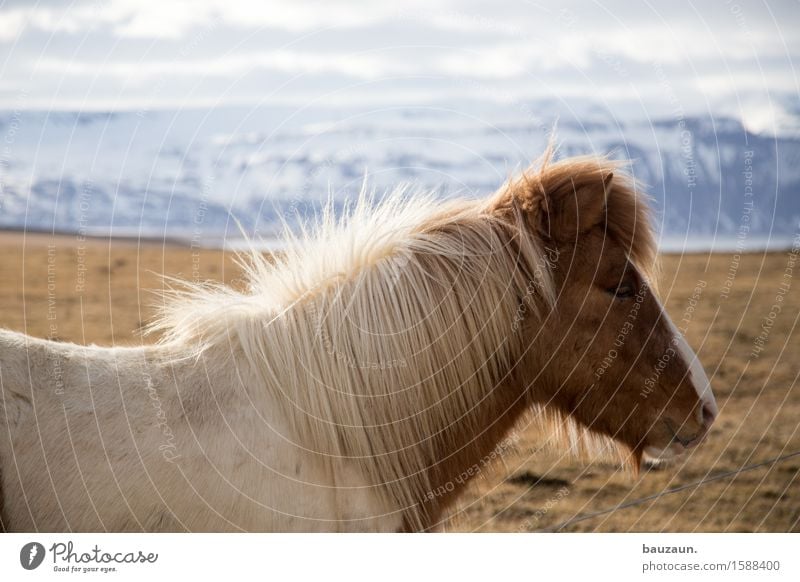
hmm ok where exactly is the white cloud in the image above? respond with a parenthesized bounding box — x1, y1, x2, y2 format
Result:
(35, 50, 408, 81)
(1, 0, 797, 110)
(0, 0, 446, 39)
(0, 9, 27, 41)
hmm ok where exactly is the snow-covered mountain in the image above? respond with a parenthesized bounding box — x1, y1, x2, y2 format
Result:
(1, 100, 798, 250)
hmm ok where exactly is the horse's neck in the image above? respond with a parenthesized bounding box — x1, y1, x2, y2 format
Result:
(356, 323, 530, 531)
(418, 375, 530, 529)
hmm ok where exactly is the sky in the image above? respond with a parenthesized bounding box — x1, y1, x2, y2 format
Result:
(0, 0, 798, 129)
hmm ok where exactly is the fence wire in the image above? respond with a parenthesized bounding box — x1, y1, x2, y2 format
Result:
(539, 450, 800, 532)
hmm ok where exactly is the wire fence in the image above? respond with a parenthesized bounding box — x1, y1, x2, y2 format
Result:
(539, 450, 800, 532)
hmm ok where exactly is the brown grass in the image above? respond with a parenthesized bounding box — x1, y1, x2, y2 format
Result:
(0, 231, 797, 532)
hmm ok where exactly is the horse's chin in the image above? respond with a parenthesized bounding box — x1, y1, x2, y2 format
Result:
(643, 442, 691, 464)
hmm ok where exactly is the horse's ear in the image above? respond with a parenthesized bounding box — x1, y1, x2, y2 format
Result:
(539, 172, 612, 241)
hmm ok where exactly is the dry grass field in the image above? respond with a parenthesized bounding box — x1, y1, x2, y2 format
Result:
(0, 231, 797, 532)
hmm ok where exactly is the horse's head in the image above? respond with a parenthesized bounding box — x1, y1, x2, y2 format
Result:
(495, 155, 717, 468)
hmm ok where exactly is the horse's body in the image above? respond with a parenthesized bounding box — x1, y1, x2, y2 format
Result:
(0, 153, 718, 532)
(0, 331, 396, 531)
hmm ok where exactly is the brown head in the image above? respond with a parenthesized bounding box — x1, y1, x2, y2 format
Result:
(490, 153, 718, 469)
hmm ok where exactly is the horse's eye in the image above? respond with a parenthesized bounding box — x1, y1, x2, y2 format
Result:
(607, 284, 635, 299)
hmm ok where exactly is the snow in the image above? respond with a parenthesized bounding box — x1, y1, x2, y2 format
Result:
(1, 100, 799, 250)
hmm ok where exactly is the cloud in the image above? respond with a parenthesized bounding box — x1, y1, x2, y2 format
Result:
(0, 0, 797, 110)
(36, 50, 404, 81)
(0, 0, 441, 39)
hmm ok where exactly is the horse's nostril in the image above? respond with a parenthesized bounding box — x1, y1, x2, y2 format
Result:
(702, 401, 716, 428)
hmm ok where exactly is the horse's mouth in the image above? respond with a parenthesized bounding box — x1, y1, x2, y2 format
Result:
(644, 420, 706, 460)
(665, 424, 695, 450)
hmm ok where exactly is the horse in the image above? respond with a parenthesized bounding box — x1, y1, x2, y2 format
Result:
(0, 151, 717, 532)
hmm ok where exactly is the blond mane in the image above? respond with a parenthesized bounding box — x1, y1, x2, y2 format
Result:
(148, 153, 658, 529)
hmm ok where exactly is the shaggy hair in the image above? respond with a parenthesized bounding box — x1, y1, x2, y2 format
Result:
(146, 151, 658, 529)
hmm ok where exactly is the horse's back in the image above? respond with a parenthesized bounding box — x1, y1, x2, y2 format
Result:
(0, 331, 167, 530)
(0, 331, 400, 531)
